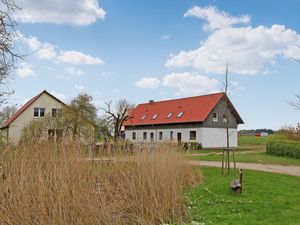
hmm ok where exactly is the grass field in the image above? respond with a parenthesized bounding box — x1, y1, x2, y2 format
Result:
(189, 152, 300, 166)
(187, 167, 300, 225)
(238, 133, 287, 147)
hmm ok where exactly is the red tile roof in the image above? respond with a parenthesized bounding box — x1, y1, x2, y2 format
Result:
(0, 90, 65, 129)
(123, 92, 243, 126)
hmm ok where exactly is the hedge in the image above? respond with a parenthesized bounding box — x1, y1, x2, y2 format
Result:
(266, 140, 300, 159)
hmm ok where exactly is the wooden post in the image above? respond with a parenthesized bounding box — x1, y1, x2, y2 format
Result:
(239, 169, 243, 194)
(221, 148, 225, 175)
(233, 148, 237, 176)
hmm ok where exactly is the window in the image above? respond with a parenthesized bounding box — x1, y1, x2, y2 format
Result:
(132, 132, 136, 140)
(152, 114, 158, 120)
(190, 131, 196, 140)
(170, 131, 173, 140)
(34, 107, 45, 117)
(143, 132, 147, 140)
(166, 112, 173, 119)
(150, 132, 154, 142)
(212, 112, 218, 122)
(141, 115, 146, 120)
(223, 114, 227, 123)
(159, 131, 163, 140)
(52, 108, 60, 117)
(177, 112, 184, 118)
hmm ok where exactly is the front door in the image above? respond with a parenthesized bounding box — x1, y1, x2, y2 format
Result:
(177, 132, 182, 143)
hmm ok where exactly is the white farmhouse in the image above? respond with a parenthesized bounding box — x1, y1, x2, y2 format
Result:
(123, 92, 244, 148)
(0, 90, 64, 143)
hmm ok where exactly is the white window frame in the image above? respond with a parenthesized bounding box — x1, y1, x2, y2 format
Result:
(34, 107, 45, 117)
(141, 115, 146, 120)
(212, 112, 218, 122)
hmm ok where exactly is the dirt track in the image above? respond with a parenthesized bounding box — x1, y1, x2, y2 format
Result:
(188, 160, 300, 177)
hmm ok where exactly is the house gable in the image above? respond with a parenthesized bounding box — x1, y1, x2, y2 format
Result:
(1, 90, 65, 142)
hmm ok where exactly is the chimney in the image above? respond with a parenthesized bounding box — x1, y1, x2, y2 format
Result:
(149, 100, 154, 105)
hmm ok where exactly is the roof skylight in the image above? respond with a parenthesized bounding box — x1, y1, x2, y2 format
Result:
(166, 112, 173, 119)
(177, 112, 184, 118)
(141, 115, 146, 120)
(152, 114, 158, 119)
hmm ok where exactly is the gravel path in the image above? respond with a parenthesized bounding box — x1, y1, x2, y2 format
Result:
(186, 149, 264, 156)
(188, 160, 300, 177)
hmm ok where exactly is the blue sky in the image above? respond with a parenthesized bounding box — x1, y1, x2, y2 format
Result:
(7, 0, 300, 130)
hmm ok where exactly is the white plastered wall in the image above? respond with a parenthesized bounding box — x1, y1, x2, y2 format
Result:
(7, 93, 63, 143)
(125, 127, 238, 148)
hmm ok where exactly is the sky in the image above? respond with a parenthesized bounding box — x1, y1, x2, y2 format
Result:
(6, 0, 300, 130)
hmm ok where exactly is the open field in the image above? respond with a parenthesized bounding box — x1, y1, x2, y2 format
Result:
(187, 167, 300, 225)
(238, 133, 288, 147)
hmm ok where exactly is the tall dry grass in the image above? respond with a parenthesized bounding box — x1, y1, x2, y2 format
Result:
(0, 141, 200, 225)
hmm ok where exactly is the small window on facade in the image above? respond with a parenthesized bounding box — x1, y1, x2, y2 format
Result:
(190, 131, 196, 140)
(150, 132, 154, 142)
(52, 108, 60, 117)
(152, 114, 158, 119)
(170, 131, 173, 140)
(177, 112, 184, 118)
(143, 132, 147, 140)
(141, 115, 146, 120)
(132, 132, 136, 140)
(159, 131, 163, 140)
(166, 112, 173, 119)
(223, 114, 227, 123)
(34, 107, 45, 117)
(213, 112, 218, 122)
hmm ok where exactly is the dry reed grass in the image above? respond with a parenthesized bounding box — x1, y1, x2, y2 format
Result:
(0, 141, 201, 225)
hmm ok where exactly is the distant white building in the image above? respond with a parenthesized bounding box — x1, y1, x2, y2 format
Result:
(0, 90, 64, 143)
(123, 93, 244, 148)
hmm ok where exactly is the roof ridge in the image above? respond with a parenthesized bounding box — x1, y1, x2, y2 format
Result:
(138, 92, 225, 106)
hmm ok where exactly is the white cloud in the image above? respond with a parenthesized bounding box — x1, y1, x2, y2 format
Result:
(166, 25, 300, 75)
(57, 50, 104, 65)
(15, 0, 105, 26)
(16, 63, 36, 78)
(50, 91, 66, 101)
(75, 84, 84, 90)
(161, 34, 171, 40)
(18, 32, 105, 66)
(135, 77, 161, 89)
(64, 66, 84, 76)
(162, 72, 219, 96)
(184, 5, 250, 31)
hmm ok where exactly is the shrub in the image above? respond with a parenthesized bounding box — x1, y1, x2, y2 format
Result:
(0, 141, 201, 225)
(179, 142, 203, 151)
(266, 140, 300, 159)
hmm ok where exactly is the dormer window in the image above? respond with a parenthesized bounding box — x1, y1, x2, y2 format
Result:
(166, 112, 173, 119)
(152, 114, 158, 120)
(213, 112, 218, 122)
(177, 112, 184, 118)
(141, 115, 146, 120)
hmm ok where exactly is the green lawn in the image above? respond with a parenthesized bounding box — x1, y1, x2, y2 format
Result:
(186, 167, 300, 225)
(189, 152, 300, 166)
(238, 133, 287, 147)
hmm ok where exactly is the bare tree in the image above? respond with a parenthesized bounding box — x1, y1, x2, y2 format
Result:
(101, 99, 134, 142)
(0, 0, 21, 106)
(221, 64, 237, 176)
(0, 104, 17, 125)
(289, 94, 300, 110)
